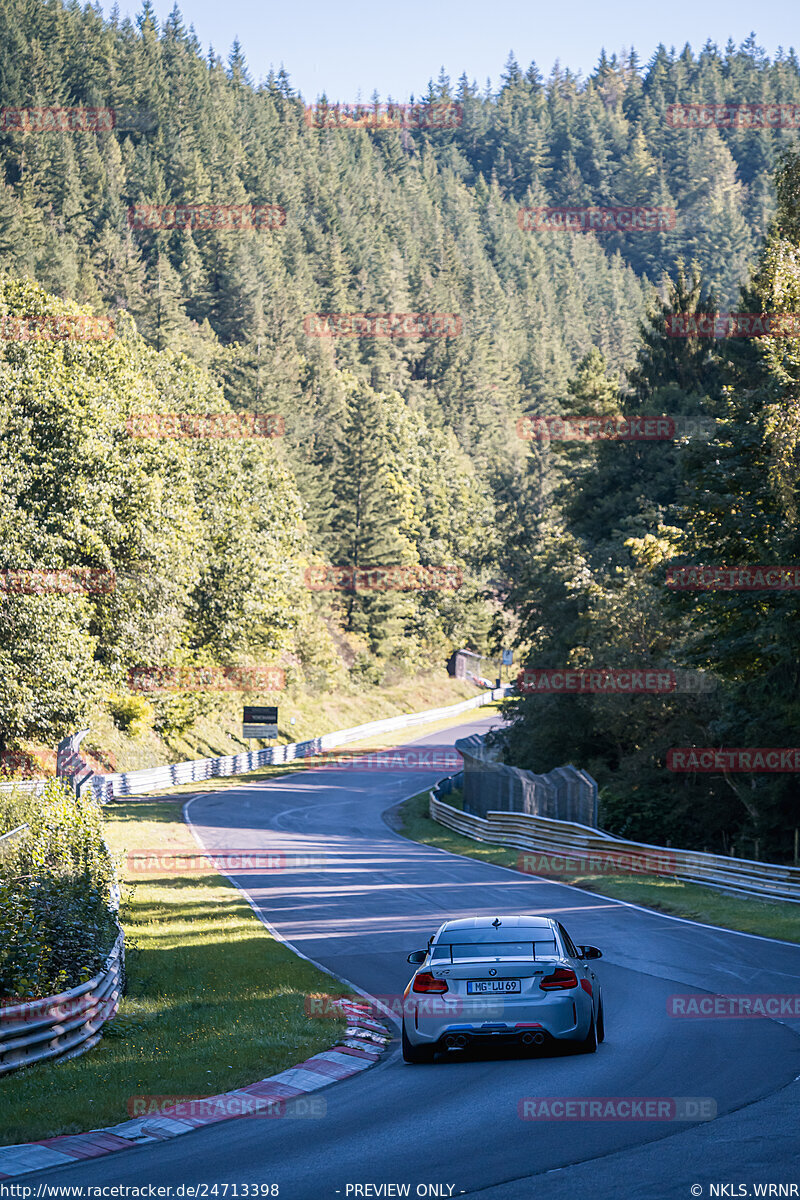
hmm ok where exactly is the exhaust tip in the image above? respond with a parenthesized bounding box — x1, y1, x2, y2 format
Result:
(444, 1033, 468, 1049)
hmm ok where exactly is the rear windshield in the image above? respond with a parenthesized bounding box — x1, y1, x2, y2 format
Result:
(431, 939, 558, 962)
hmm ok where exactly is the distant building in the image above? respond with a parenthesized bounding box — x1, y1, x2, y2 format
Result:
(447, 649, 494, 686)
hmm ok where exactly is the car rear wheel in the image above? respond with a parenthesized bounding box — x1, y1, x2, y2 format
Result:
(574, 1012, 598, 1054)
(597, 1002, 605, 1043)
(402, 1021, 436, 1063)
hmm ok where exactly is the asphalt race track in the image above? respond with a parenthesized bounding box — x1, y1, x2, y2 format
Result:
(23, 715, 800, 1200)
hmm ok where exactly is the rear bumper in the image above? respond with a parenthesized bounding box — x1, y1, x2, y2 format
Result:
(437, 1026, 551, 1050)
(404, 991, 593, 1047)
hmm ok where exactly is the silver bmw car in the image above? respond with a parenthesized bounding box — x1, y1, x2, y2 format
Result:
(401, 915, 604, 1063)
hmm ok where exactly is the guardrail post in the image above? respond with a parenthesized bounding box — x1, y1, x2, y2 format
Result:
(427, 791, 800, 902)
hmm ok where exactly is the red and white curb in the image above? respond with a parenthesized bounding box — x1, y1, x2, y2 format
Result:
(0, 1001, 389, 1178)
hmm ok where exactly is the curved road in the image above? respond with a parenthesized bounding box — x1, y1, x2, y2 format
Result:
(27, 715, 800, 1199)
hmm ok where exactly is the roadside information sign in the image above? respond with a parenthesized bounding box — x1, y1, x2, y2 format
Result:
(243, 706, 278, 738)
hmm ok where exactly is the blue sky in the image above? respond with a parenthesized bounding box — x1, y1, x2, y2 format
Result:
(108, 0, 797, 101)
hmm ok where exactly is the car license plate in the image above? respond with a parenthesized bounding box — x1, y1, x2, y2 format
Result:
(467, 979, 521, 994)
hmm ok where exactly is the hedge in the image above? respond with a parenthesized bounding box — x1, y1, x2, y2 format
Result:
(0, 780, 117, 999)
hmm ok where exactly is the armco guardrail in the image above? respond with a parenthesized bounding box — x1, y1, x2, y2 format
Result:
(0, 824, 29, 853)
(0, 930, 124, 1075)
(0, 780, 46, 795)
(88, 686, 512, 802)
(57, 728, 95, 797)
(429, 793, 800, 902)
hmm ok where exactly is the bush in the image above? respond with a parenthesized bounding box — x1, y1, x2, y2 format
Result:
(108, 693, 155, 737)
(0, 781, 117, 1000)
(152, 693, 212, 739)
(0, 789, 30, 838)
(293, 614, 346, 692)
(0, 780, 113, 884)
(0, 874, 118, 999)
(0, 750, 38, 780)
(349, 652, 384, 687)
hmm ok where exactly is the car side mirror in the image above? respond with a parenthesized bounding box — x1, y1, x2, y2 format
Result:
(579, 945, 602, 960)
(407, 950, 427, 965)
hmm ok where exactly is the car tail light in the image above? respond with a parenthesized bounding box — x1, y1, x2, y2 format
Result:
(412, 972, 448, 994)
(540, 968, 579, 991)
(580, 979, 593, 997)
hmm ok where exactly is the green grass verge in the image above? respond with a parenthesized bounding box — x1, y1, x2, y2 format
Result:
(0, 800, 351, 1145)
(135, 703, 502, 798)
(392, 791, 800, 945)
(77, 671, 484, 777)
